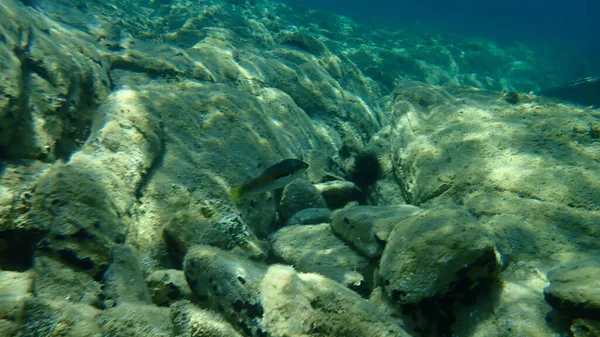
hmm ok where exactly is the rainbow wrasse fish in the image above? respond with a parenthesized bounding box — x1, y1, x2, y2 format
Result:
(231, 159, 309, 201)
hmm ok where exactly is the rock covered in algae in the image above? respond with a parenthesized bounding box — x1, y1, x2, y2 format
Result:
(184, 244, 414, 337)
(164, 209, 267, 265)
(314, 180, 359, 208)
(544, 258, 600, 320)
(278, 179, 328, 220)
(20, 86, 164, 278)
(102, 244, 153, 306)
(146, 270, 195, 307)
(571, 319, 600, 337)
(260, 264, 413, 337)
(184, 245, 267, 336)
(286, 207, 332, 227)
(32, 256, 102, 307)
(20, 298, 102, 337)
(451, 260, 561, 337)
(330, 204, 423, 258)
(0, 270, 33, 336)
(0, 0, 111, 160)
(270, 223, 369, 289)
(96, 303, 172, 337)
(390, 81, 600, 209)
(379, 205, 502, 305)
(1, 0, 598, 336)
(170, 300, 244, 337)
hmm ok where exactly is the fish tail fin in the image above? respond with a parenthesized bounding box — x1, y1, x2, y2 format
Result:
(230, 186, 243, 201)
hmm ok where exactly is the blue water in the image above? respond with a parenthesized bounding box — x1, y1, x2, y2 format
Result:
(280, 0, 600, 76)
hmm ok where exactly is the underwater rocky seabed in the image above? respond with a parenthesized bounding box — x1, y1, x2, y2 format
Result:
(0, 0, 599, 336)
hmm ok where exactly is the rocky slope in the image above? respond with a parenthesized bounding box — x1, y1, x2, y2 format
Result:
(1, 0, 599, 336)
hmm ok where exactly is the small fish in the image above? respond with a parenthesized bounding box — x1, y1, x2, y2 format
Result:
(231, 159, 309, 201)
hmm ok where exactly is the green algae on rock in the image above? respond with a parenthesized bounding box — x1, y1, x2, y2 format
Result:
(0, 0, 111, 161)
(278, 179, 328, 220)
(0, 0, 599, 336)
(184, 244, 414, 337)
(544, 258, 600, 320)
(379, 206, 503, 305)
(270, 223, 369, 290)
(330, 204, 423, 258)
(0, 270, 33, 336)
(260, 264, 413, 337)
(170, 300, 244, 337)
(146, 270, 195, 307)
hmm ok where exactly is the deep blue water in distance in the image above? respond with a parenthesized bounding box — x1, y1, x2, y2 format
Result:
(279, 0, 600, 77)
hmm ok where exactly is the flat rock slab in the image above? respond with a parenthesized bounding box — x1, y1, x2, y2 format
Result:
(390, 82, 600, 209)
(544, 258, 600, 320)
(286, 208, 332, 227)
(380, 205, 502, 304)
(270, 223, 369, 288)
(331, 204, 423, 258)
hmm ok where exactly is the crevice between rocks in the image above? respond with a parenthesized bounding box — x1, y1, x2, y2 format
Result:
(2, 25, 36, 162)
(0, 229, 43, 271)
(391, 160, 416, 204)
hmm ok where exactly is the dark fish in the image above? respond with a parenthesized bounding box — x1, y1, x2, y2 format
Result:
(231, 159, 309, 201)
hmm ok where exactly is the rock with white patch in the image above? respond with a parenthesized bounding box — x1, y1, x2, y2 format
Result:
(271, 223, 369, 289)
(544, 258, 600, 320)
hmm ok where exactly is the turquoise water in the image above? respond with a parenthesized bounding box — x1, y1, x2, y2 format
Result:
(280, 0, 600, 78)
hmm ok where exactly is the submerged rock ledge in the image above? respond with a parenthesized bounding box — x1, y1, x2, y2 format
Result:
(1, 0, 599, 336)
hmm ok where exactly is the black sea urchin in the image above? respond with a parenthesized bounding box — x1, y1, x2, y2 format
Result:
(349, 151, 384, 190)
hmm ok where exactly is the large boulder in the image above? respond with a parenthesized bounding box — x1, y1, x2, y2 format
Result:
(379, 206, 502, 305)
